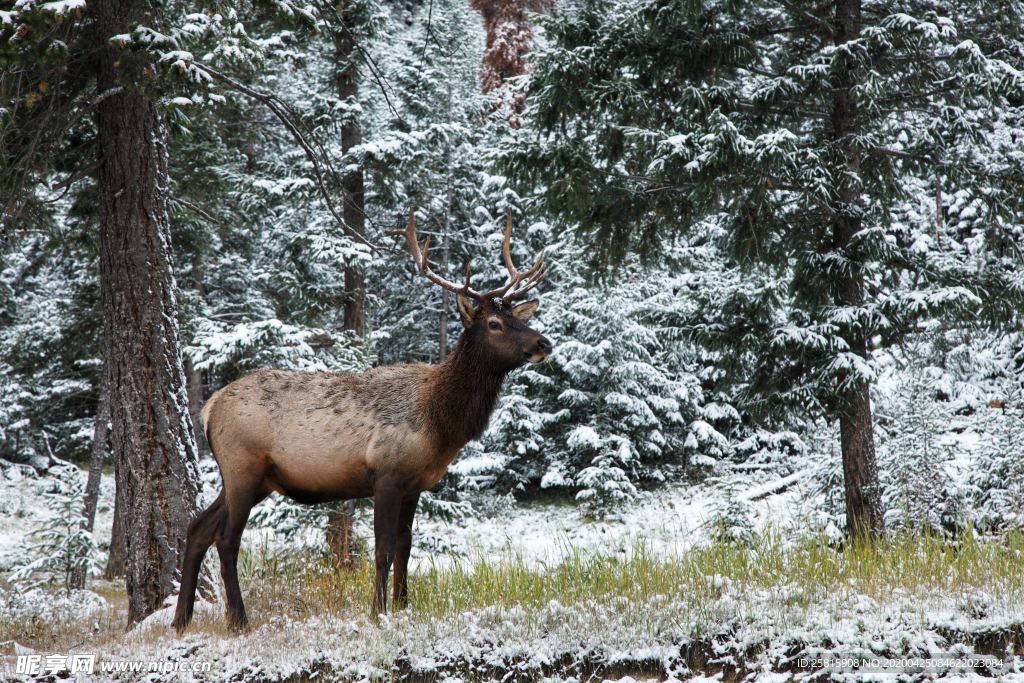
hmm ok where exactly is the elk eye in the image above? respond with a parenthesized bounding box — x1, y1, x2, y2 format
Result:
(488, 320, 502, 331)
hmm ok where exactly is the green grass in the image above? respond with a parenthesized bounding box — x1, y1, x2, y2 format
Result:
(5, 529, 1024, 653)
(239, 529, 1024, 625)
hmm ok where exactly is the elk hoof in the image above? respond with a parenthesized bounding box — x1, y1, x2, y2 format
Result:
(226, 613, 250, 633)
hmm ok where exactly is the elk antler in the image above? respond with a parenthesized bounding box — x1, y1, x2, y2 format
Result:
(404, 208, 547, 303)
(404, 208, 482, 297)
(476, 210, 547, 303)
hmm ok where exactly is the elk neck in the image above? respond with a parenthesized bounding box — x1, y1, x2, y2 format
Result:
(425, 328, 511, 451)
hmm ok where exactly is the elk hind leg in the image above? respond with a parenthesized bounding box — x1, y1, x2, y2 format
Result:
(172, 491, 226, 633)
(216, 488, 261, 631)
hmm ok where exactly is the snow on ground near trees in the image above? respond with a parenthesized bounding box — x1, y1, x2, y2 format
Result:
(253, 470, 799, 570)
(74, 589, 1024, 682)
(0, 462, 116, 577)
(2, 430, 1023, 681)
(0, 454, 784, 576)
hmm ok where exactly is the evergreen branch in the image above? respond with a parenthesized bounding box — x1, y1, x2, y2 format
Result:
(864, 146, 930, 162)
(573, 158, 693, 194)
(873, 84, 964, 108)
(733, 99, 830, 120)
(90, 86, 125, 107)
(42, 162, 100, 204)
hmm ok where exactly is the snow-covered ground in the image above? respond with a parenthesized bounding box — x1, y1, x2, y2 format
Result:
(42, 588, 1021, 683)
(3, 441, 1024, 682)
(0, 452, 798, 580)
(265, 469, 806, 571)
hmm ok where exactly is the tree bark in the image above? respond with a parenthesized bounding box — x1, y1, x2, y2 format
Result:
(335, 22, 366, 336)
(96, 0, 202, 625)
(70, 383, 110, 590)
(325, 500, 358, 568)
(325, 4, 364, 565)
(831, 0, 884, 536)
(104, 481, 125, 580)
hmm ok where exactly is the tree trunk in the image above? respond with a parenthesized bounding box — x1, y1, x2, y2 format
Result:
(104, 484, 125, 580)
(326, 7, 364, 566)
(96, 0, 202, 625)
(831, 0, 884, 536)
(837, 346, 884, 535)
(336, 25, 366, 335)
(70, 383, 110, 590)
(325, 500, 358, 568)
(439, 239, 450, 361)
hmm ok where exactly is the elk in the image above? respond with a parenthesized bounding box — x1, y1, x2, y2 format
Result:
(172, 210, 551, 633)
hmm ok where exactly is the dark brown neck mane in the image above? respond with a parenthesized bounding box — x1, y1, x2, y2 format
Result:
(426, 328, 513, 450)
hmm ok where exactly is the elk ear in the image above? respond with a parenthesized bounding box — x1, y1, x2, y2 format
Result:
(510, 299, 540, 322)
(456, 293, 476, 328)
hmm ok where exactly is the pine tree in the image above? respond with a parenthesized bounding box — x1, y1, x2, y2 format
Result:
(358, 0, 494, 369)
(481, 250, 720, 508)
(95, 0, 204, 624)
(11, 465, 101, 594)
(877, 368, 961, 532)
(708, 477, 756, 546)
(503, 0, 1024, 534)
(574, 438, 639, 520)
(0, 232, 100, 467)
(2, 0, 209, 623)
(967, 392, 1024, 530)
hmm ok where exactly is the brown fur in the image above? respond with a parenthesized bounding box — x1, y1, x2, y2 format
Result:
(172, 297, 552, 632)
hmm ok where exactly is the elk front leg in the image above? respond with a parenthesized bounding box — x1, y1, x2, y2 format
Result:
(372, 480, 403, 615)
(392, 493, 420, 609)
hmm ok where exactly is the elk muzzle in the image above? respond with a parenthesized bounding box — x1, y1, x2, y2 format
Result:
(527, 335, 553, 363)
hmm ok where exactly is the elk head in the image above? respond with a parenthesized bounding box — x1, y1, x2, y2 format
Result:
(404, 209, 552, 370)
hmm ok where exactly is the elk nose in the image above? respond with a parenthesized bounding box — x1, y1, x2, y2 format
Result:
(537, 336, 553, 354)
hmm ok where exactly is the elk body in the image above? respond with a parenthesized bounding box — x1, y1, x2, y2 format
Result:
(172, 212, 551, 632)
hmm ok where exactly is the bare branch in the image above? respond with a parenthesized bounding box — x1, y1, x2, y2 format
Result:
(171, 196, 223, 225)
(191, 61, 381, 254)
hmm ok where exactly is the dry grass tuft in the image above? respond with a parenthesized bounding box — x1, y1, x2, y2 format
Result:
(4, 529, 1024, 653)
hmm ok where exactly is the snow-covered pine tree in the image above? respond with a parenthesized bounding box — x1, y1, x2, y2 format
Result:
(0, 233, 100, 467)
(503, 0, 1024, 534)
(157, 3, 377, 382)
(574, 436, 639, 520)
(877, 367, 962, 533)
(707, 476, 757, 546)
(11, 465, 101, 594)
(2, 0, 215, 623)
(481, 247, 723, 511)
(358, 0, 491, 368)
(967, 391, 1024, 530)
